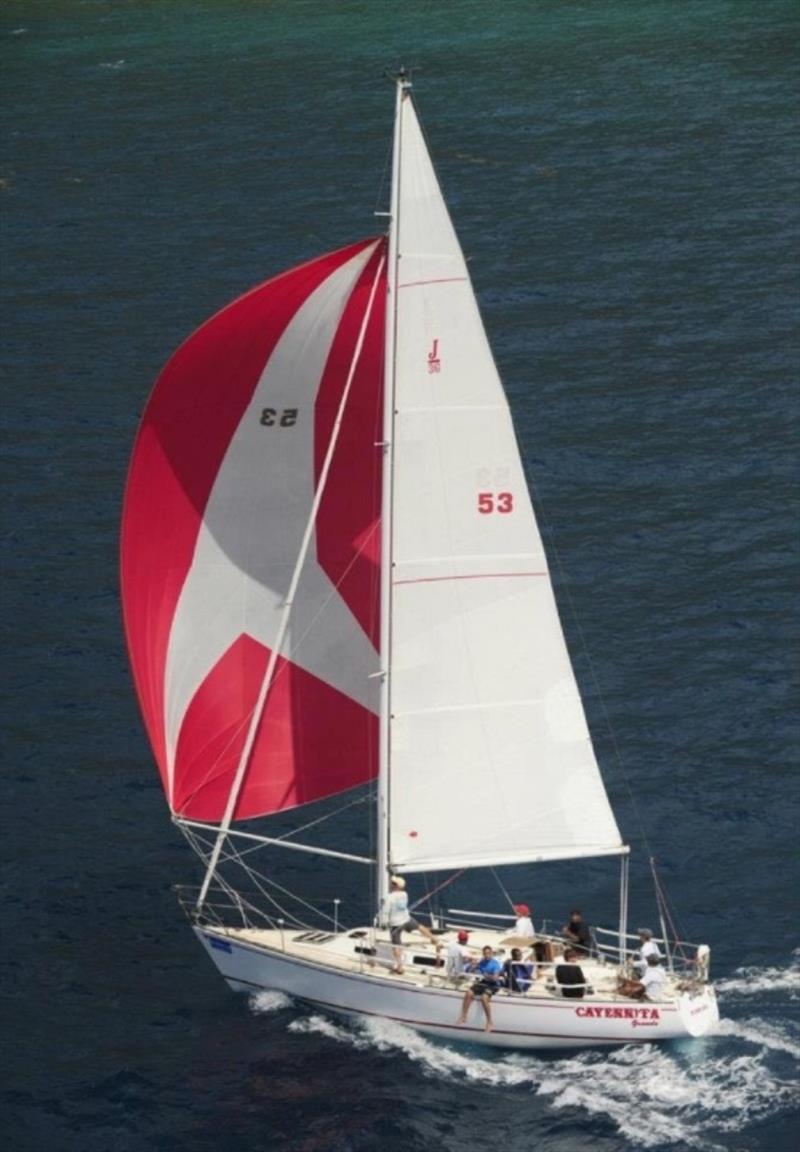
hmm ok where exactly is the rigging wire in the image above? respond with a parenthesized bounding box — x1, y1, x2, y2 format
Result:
(490, 866, 517, 912)
(651, 857, 692, 959)
(373, 126, 393, 216)
(274, 788, 373, 843)
(181, 821, 339, 929)
(410, 868, 466, 912)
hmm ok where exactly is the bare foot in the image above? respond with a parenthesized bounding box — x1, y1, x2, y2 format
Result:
(484, 1021, 493, 1032)
(457, 1016, 467, 1026)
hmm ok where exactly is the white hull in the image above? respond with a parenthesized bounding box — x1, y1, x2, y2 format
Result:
(194, 926, 719, 1050)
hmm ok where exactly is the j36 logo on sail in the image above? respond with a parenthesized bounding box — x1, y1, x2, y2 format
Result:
(427, 338, 441, 373)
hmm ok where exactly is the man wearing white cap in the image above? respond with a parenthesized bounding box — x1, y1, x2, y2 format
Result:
(386, 875, 438, 974)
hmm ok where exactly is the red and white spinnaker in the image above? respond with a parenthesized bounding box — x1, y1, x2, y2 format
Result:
(121, 239, 386, 823)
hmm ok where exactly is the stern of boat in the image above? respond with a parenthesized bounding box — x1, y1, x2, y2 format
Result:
(677, 984, 719, 1037)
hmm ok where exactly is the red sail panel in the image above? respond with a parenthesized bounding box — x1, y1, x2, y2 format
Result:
(171, 636, 378, 820)
(121, 238, 386, 821)
(315, 245, 386, 649)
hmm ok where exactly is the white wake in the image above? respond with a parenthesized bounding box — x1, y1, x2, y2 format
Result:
(249, 989, 292, 1014)
(277, 1007, 798, 1150)
(715, 949, 800, 1000)
(246, 954, 800, 1149)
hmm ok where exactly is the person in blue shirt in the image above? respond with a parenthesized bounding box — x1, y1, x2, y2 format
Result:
(502, 947, 534, 993)
(457, 945, 503, 1031)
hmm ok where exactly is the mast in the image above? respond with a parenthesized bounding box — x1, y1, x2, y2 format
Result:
(376, 71, 409, 922)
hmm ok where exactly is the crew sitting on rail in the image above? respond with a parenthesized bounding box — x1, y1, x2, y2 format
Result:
(457, 946, 503, 1032)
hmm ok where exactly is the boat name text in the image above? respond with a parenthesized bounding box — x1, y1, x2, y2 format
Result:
(575, 1005, 661, 1022)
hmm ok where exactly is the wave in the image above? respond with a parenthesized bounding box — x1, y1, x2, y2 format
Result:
(249, 990, 292, 1014)
(279, 1011, 798, 1150)
(716, 1016, 800, 1059)
(716, 950, 800, 1000)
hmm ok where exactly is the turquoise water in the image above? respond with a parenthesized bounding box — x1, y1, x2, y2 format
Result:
(2, 2, 798, 1149)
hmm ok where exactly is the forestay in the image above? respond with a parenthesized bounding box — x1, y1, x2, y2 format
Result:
(387, 92, 624, 872)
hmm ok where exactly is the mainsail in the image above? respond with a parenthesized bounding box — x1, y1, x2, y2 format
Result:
(121, 239, 386, 822)
(385, 90, 624, 872)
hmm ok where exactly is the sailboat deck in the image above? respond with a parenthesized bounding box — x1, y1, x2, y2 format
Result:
(211, 922, 684, 1003)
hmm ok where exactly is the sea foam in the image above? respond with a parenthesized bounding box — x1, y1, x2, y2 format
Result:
(272, 1003, 798, 1150)
(715, 950, 800, 1000)
(246, 955, 800, 1148)
(249, 989, 292, 1014)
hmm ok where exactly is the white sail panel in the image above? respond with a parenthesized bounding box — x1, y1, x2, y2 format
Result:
(388, 93, 623, 871)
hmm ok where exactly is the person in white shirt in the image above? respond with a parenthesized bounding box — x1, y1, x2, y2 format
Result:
(512, 901, 555, 963)
(445, 930, 475, 982)
(385, 876, 438, 974)
(513, 902, 535, 938)
(633, 928, 663, 977)
(618, 953, 667, 1001)
(641, 959, 667, 1000)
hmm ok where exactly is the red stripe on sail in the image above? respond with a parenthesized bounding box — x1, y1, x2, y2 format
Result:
(172, 635, 377, 821)
(121, 239, 379, 809)
(315, 242, 386, 649)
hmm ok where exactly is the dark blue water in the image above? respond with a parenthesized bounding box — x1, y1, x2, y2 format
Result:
(3, 2, 798, 1149)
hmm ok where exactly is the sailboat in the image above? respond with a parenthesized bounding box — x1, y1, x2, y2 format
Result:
(121, 73, 718, 1047)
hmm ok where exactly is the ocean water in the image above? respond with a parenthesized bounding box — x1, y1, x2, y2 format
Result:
(2, 2, 798, 1150)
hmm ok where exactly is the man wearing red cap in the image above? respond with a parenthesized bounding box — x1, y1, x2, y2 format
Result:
(444, 929, 474, 983)
(513, 903, 535, 938)
(512, 902, 553, 964)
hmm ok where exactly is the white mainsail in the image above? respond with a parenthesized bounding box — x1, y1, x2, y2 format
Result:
(386, 89, 624, 873)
